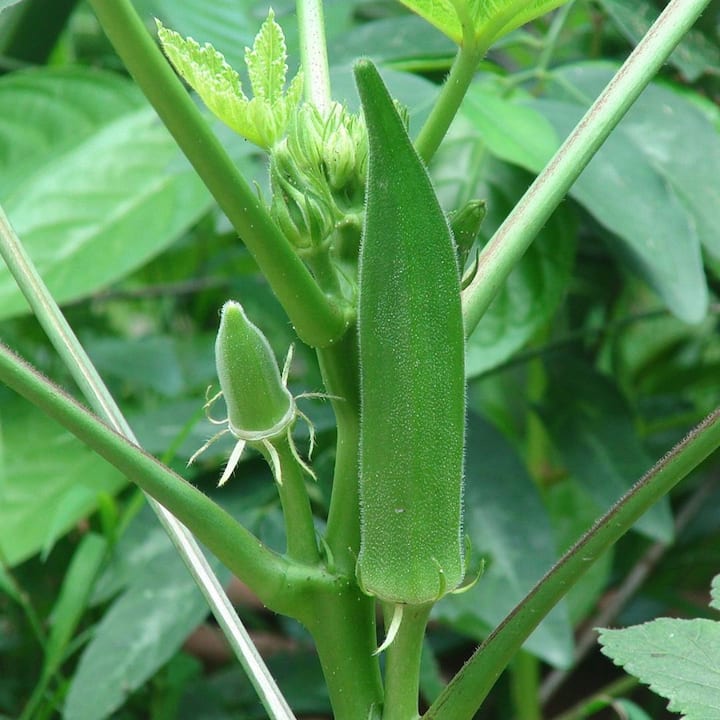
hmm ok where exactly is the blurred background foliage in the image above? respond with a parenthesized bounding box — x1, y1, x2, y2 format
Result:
(0, 1, 719, 718)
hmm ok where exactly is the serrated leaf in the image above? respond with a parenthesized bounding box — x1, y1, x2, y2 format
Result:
(245, 9, 287, 104)
(157, 13, 302, 149)
(599, 618, 720, 719)
(398, 0, 571, 46)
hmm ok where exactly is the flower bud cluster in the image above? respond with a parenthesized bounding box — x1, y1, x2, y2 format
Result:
(270, 102, 368, 254)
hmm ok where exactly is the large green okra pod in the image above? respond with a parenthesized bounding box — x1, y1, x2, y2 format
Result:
(355, 60, 466, 606)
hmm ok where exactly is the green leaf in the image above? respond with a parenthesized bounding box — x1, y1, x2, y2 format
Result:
(0, 68, 213, 321)
(64, 539, 229, 720)
(156, 11, 302, 149)
(540, 357, 674, 542)
(398, 0, 571, 46)
(461, 81, 559, 172)
(0, 397, 125, 567)
(529, 63, 718, 322)
(599, 617, 720, 719)
(43, 533, 108, 680)
(245, 9, 287, 104)
(598, 0, 720, 81)
(435, 413, 573, 668)
(0, 0, 24, 11)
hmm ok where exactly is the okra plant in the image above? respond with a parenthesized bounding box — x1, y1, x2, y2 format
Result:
(1, 1, 720, 719)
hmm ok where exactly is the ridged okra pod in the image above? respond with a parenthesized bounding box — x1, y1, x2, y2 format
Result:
(355, 60, 466, 606)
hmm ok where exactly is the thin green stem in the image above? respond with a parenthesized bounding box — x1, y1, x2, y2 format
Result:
(0, 205, 298, 720)
(273, 437, 320, 565)
(317, 331, 362, 574)
(296, 0, 331, 113)
(0, 342, 332, 617)
(87, 0, 346, 348)
(461, 0, 712, 337)
(382, 603, 433, 720)
(414, 42, 484, 165)
(510, 651, 541, 720)
(424, 407, 720, 720)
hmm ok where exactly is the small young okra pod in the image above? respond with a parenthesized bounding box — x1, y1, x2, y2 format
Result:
(215, 301, 294, 435)
(355, 60, 466, 606)
(190, 301, 316, 487)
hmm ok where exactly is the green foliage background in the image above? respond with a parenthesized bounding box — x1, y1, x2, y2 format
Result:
(0, 0, 719, 718)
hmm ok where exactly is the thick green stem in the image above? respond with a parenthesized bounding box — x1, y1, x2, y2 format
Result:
(0, 342, 331, 617)
(304, 583, 383, 720)
(461, 0, 713, 338)
(425, 407, 720, 720)
(382, 603, 432, 720)
(87, 0, 346, 348)
(414, 42, 484, 165)
(273, 437, 320, 565)
(317, 331, 362, 574)
(296, 0, 331, 113)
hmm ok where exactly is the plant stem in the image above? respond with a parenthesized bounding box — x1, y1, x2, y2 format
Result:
(0, 342, 332, 617)
(462, 0, 713, 338)
(424, 406, 720, 720)
(304, 583, 384, 720)
(510, 651, 541, 720)
(273, 437, 320, 565)
(382, 603, 433, 720)
(414, 42, 484, 165)
(0, 206, 297, 720)
(548, 675, 638, 720)
(296, 0, 331, 113)
(317, 331, 362, 574)
(87, 0, 347, 348)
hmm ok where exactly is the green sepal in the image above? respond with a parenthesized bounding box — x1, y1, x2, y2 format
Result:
(355, 60, 466, 606)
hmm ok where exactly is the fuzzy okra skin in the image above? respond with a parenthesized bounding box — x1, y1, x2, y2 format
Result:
(355, 60, 466, 606)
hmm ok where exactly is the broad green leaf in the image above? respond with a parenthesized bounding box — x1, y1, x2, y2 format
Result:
(398, 0, 570, 46)
(540, 357, 673, 542)
(483, 62, 715, 323)
(64, 538, 229, 720)
(597, 0, 720, 81)
(0, 397, 125, 566)
(157, 11, 302, 149)
(433, 138, 575, 378)
(461, 82, 559, 172)
(0, 68, 213, 321)
(599, 618, 720, 719)
(435, 413, 573, 668)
